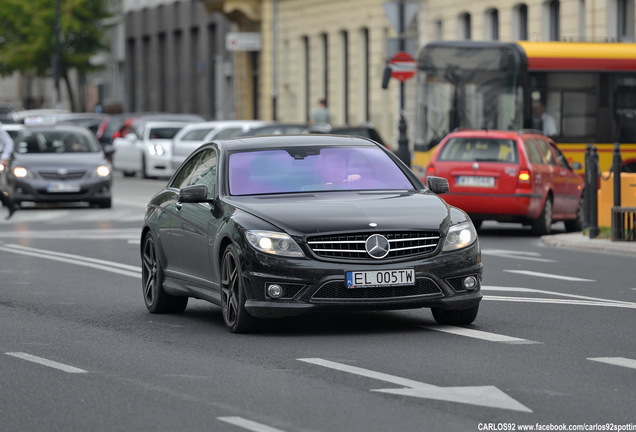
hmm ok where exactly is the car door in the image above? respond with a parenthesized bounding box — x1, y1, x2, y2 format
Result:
(550, 143, 583, 215)
(169, 148, 220, 288)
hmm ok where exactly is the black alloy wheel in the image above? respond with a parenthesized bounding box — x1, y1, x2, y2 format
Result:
(141, 233, 188, 313)
(221, 245, 257, 333)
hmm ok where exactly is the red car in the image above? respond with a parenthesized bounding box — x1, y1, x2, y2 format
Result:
(425, 129, 584, 235)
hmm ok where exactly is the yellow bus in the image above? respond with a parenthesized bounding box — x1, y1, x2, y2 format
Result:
(412, 40, 636, 178)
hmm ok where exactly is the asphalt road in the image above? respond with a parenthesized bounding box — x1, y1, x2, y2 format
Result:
(0, 173, 634, 432)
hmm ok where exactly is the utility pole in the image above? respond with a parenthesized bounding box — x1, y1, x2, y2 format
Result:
(396, 0, 410, 167)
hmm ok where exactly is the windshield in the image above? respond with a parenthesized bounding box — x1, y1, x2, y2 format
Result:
(414, 43, 524, 151)
(16, 130, 102, 154)
(228, 147, 414, 195)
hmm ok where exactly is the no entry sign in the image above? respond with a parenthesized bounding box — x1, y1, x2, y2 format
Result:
(389, 51, 416, 82)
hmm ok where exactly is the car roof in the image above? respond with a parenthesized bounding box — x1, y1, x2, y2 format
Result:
(212, 134, 380, 152)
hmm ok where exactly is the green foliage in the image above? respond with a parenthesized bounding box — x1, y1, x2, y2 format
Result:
(0, 0, 113, 77)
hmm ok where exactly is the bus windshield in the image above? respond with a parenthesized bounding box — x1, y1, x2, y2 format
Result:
(414, 42, 524, 152)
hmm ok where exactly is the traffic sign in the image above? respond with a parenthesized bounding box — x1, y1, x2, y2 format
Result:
(389, 51, 416, 81)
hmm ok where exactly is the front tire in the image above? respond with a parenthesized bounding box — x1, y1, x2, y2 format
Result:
(221, 245, 257, 333)
(141, 233, 188, 313)
(431, 305, 479, 325)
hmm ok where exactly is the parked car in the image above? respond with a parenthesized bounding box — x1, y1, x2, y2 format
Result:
(141, 134, 483, 333)
(113, 118, 200, 178)
(424, 129, 584, 235)
(8, 124, 112, 208)
(171, 120, 269, 170)
(1, 123, 23, 141)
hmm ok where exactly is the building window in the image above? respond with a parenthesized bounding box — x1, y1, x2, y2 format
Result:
(434, 20, 443, 40)
(618, 0, 635, 41)
(362, 27, 370, 122)
(303, 36, 310, 122)
(341, 30, 349, 125)
(514, 4, 528, 40)
(485, 9, 499, 40)
(321, 33, 329, 106)
(549, 0, 560, 41)
(578, 0, 586, 40)
(458, 13, 471, 40)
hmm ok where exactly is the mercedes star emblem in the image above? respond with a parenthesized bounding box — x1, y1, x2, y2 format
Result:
(365, 234, 390, 259)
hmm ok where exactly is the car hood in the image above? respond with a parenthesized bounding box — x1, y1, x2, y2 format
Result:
(228, 190, 451, 236)
(12, 153, 109, 168)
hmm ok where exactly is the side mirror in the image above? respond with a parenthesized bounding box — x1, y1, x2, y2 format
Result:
(571, 161, 582, 170)
(124, 133, 137, 142)
(179, 184, 209, 203)
(427, 176, 450, 194)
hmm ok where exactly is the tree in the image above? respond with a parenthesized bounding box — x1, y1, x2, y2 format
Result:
(0, 0, 113, 111)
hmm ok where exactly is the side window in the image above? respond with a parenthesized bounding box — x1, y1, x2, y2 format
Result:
(523, 139, 543, 164)
(533, 139, 557, 165)
(552, 144, 571, 169)
(189, 151, 218, 199)
(170, 152, 204, 189)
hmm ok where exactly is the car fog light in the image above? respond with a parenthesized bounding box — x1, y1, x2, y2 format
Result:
(267, 284, 283, 298)
(463, 276, 478, 291)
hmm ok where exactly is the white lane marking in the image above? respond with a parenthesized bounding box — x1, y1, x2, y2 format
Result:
(6, 352, 87, 373)
(588, 357, 636, 370)
(0, 228, 140, 240)
(298, 358, 532, 412)
(483, 295, 636, 309)
(482, 286, 636, 309)
(503, 270, 595, 282)
(421, 325, 539, 344)
(0, 244, 141, 279)
(482, 249, 556, 263)
(217, 417, 286, 432)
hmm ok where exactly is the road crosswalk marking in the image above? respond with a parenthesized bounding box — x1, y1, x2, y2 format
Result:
(588, 357, 636, 370)
(421, 325, 540, 344)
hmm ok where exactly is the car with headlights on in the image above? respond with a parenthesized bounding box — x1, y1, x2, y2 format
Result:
(8, 124, 112, 208)
(113, 120, 193, 178)
(141, 135, 482, 333)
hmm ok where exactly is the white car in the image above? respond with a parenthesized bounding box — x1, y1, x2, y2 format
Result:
(171, 120, 270, 170)
(113, 120, 192, 178)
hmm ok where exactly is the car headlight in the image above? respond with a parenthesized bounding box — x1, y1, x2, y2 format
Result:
(13, 166, 29, 178)
(442, 221, 477, 251)
(96, 165, 111, 177)
(147, 144, 165, 156)
(245, 230, 305, 257)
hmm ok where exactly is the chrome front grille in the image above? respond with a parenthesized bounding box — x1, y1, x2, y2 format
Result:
(307, 231, 440, 260)
(311, 277, 442, 301)
(39, 170, 87, 180)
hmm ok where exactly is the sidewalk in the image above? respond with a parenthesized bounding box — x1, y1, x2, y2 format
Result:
(541, 232, 636, 255)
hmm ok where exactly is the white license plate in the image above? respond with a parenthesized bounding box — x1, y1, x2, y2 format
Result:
(47, 182, 81, 193)
(346, 269, 415, 289)
(456, 176, 495, 187)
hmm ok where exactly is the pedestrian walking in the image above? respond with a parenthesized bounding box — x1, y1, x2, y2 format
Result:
(0, 122, 18, 219)
(310, 98, 331, 128)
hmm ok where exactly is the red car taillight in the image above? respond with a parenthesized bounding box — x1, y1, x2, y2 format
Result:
(426, 165, 436, 176)
(517, 168, 532, 188)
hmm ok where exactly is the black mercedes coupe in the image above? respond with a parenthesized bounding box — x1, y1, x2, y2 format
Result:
(141, 135, 482, 333)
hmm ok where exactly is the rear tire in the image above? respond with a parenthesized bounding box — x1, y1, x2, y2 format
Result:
(531, 197, 553, 236)
(564, 196, 584, 232)
(432, 304, 479, 325)
(141, 233, 188, 314)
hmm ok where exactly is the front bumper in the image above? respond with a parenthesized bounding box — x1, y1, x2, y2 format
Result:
(11, 176, 112, 204)
(240, 242, 483, 318)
